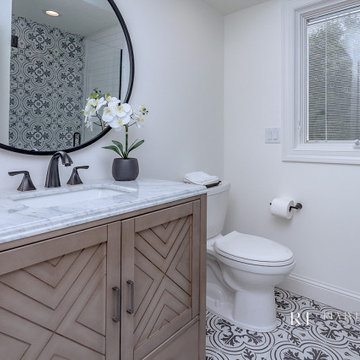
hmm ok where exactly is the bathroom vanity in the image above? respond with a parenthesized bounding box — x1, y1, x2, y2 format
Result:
(0, 0, 208, 357)
(0, 180, 207, 360)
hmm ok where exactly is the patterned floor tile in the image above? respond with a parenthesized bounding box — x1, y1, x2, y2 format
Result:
(206, 288, 360, 360)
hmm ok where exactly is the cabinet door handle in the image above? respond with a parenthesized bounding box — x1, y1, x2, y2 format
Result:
(112, 287, 121, 322)
(126, 280, 135, 315)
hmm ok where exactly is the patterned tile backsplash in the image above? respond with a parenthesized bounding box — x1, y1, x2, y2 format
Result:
(9, 16, 85, 151)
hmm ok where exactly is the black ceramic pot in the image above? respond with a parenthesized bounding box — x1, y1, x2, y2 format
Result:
(112, 158, 139, 181)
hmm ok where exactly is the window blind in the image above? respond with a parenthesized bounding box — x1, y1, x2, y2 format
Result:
(307, 6, 360, 141)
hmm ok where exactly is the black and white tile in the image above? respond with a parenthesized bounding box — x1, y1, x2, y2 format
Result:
(206, 288, 360, 360)
(9, 16, 84, 151)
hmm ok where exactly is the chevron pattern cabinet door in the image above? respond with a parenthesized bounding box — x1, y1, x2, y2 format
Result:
(121, 201, 202, 360)
(0, 223, 121, 360)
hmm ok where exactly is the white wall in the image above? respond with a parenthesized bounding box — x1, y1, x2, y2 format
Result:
(0, 0, 224, 192)
(224, 0, 360, 310)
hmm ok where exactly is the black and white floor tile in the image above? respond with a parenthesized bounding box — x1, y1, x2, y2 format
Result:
(206, 288, 360, 360)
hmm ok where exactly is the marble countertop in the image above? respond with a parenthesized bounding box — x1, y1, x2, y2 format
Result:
(0, 179, 206, 244)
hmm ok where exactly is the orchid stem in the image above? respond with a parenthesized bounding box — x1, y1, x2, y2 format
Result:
(125, 124, 129, 157)
(96, 114, 105, 130)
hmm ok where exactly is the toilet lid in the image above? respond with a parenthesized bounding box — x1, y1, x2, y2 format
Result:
(214, 231, 294, 266)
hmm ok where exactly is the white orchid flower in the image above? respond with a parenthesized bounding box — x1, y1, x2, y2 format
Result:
(106, 95, 118, 104)
(102, 108, 124, 131)
(84, 104, 96, 126)
(135, 114, 145, 128)
(86, 98, 96, 108)
(85, 117, 95, 131)
(85, 93, 147, 140)
(95, 97, 107, 112)
(84, 98, 96, 117)
(109, 102, 132, 125)
(102, 107, 116, 123)
(108, 117, 124, 131)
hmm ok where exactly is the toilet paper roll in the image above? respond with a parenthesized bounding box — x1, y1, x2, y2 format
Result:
(270, 198, 295, 220)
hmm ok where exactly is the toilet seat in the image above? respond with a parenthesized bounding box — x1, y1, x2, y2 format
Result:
(214, 231, 294, 267)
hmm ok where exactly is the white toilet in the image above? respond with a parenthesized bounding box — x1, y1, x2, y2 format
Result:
(206, 182, 295, 332)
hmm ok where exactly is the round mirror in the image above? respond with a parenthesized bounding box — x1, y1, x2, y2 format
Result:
(0, 0, 134, 155)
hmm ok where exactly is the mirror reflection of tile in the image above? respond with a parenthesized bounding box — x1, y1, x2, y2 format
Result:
(9, 16, 85, 151)
(8, 15, 124, 151)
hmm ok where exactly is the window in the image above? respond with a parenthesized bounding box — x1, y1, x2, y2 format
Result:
(283, 0, 360, 164)
(308, 7, 360, 142)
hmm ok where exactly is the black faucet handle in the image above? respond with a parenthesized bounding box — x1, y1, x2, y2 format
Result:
(67, 166, 89, 185)
(8, 170, 37, 192)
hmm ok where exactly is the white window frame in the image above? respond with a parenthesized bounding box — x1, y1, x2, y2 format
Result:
(283, 0, 360, 164)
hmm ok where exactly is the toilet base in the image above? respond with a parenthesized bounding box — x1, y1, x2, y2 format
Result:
(233, 287, 278, 332)
(206, 253, 295, 332)
(207, 283, 278, 332)
(207, 283, 234, 320)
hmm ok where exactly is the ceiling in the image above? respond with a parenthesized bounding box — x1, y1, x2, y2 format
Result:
(203, 0, 271, 15)
(12, 0, 119, 37)
(11, 0, 271, 37)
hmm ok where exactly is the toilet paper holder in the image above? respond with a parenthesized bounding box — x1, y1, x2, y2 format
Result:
(269, 202, 303, 212)
(289, 203, 303, 211)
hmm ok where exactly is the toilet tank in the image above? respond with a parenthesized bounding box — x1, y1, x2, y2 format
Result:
(207, 182, 231, 239)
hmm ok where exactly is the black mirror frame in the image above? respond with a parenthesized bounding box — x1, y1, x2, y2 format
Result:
(0, 0, 134, 156)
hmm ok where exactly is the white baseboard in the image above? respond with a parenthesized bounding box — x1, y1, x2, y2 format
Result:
(280, 273, 360, 312)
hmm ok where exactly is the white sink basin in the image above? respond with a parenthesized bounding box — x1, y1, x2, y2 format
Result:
(11, 186, 134, 209)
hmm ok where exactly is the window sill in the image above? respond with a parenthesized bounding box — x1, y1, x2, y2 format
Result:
(283, 145, 360, 165)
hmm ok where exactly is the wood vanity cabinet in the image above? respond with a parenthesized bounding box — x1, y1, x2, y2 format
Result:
(0, 224, 121, 360)
(0, 196, 206, 360)
(121, 201, 203, 360)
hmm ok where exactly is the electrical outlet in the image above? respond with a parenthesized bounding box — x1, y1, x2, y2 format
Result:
(265, 128, 281, 144)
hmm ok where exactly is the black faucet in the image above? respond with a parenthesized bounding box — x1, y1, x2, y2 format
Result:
(45, 151, 73, 188)
(8, 171, 37, 191)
